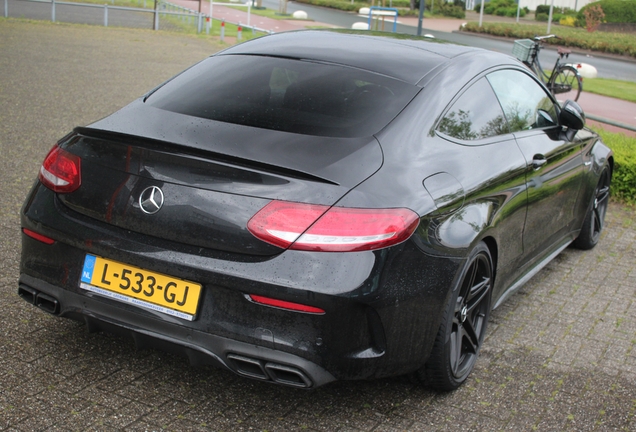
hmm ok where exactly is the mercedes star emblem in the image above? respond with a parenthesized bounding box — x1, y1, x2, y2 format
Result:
(139, 186, 164, 215)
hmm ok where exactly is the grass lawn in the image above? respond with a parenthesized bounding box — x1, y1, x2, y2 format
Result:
(583, 78, 636, 104)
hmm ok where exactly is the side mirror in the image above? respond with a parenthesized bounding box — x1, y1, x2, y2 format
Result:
(559, 99, 585, 131)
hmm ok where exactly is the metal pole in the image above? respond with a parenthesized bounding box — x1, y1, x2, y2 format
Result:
(52, 0, 56, 22)
(237, 23, 242, 42)
(104, 4, 108, 26)
(516, 0, 520, 23)
(547, 0, 554, 34)
(4, 0, 8, 18)
(197, 13, 202, 33)
(587, 114, 636, 133)
(478, 0, 485, 27)
(220, 19, 225, 42)
(247, 2, 250, 27)
(417, 0, 424, 36)
(153, 0, 158, 30)
(209, 0, 213, 29)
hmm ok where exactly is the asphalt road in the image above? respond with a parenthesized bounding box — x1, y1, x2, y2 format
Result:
(2, 18, 636, 431)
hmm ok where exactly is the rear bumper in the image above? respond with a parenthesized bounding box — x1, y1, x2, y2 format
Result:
(19, 273, 335, 388)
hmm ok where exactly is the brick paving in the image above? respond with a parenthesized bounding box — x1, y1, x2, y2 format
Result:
(1, 19, 636, 431)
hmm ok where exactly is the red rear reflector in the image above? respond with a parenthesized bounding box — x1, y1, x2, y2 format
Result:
(247, 294, 325, 314)
(39, 145, 81, 193)
(247, 200, 419, 252)
(22, 228, 55, 245)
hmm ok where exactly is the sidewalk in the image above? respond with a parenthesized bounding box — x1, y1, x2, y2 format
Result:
(577, 92, 636, 136)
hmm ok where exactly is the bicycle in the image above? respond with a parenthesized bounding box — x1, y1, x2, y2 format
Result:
(513, 35, 583, 102)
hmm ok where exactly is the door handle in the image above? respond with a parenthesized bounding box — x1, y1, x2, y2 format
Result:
(532, 155, 547, 170)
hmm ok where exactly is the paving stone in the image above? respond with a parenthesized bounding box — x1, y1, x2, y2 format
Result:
(1, 19, 636, 432)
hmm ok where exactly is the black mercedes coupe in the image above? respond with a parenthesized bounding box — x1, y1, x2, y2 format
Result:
(19, 30, 612, 391)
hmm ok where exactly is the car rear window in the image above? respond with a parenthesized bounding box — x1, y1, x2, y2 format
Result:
(146, 55, 419, 138)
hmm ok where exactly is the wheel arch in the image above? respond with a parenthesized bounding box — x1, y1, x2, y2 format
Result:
(481, 236, 498, 288)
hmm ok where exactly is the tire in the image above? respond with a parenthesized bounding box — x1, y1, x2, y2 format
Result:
(548, 65, 582, 102)
(572, 168, 611, 250)
(419, 242, 493, 391)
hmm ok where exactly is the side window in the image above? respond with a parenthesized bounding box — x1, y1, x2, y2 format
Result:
(487, 69, 558, 132)
(437, 78, 509, 141)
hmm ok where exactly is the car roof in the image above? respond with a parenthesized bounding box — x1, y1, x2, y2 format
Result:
(218, 30, 485, 85)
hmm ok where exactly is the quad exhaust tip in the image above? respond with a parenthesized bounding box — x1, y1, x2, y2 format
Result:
(18, 284, 60, 315)
(227, 353, 312, 388)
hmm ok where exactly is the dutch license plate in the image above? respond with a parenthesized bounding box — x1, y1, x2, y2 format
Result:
(79, 254, 202, 321)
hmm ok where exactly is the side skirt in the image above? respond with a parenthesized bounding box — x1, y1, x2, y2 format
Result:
(492, 237, 574, 310)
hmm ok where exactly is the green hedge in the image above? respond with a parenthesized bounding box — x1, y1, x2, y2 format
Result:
(461, 22, 636, 58)
(534, 5, 576, 22)
(594, 128, 636, 204)
(535, 4, 576, 15)
(578, 0, 636, 23)
(476, 0, 526, 17)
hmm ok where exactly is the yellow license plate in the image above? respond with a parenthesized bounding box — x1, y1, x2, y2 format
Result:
(79, 254, 202, 321)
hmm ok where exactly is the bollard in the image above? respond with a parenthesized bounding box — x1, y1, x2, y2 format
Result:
(51, 0, 55, 22)
(206, 16, 210, 34)
(5, 0, 8, 18)
(104, 4, 108, 26)
(220, 19, 225, 42)
(237, 23, 242, 42)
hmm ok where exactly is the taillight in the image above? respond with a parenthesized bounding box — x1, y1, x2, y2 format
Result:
(39, 145, 81, 193)
(22, 228, 55, 245)
(247, 200, 419, 252)
(247, 294, 325, 314)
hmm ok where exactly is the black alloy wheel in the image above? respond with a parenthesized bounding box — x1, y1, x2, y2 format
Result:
(420, 242, 493, 391)
(573, 168, 611, 250)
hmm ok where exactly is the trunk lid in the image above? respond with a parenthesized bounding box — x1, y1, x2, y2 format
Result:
(57, 103, 383, 256)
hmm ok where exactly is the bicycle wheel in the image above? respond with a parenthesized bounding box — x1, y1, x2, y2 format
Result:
(548, 65, 582, 102)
